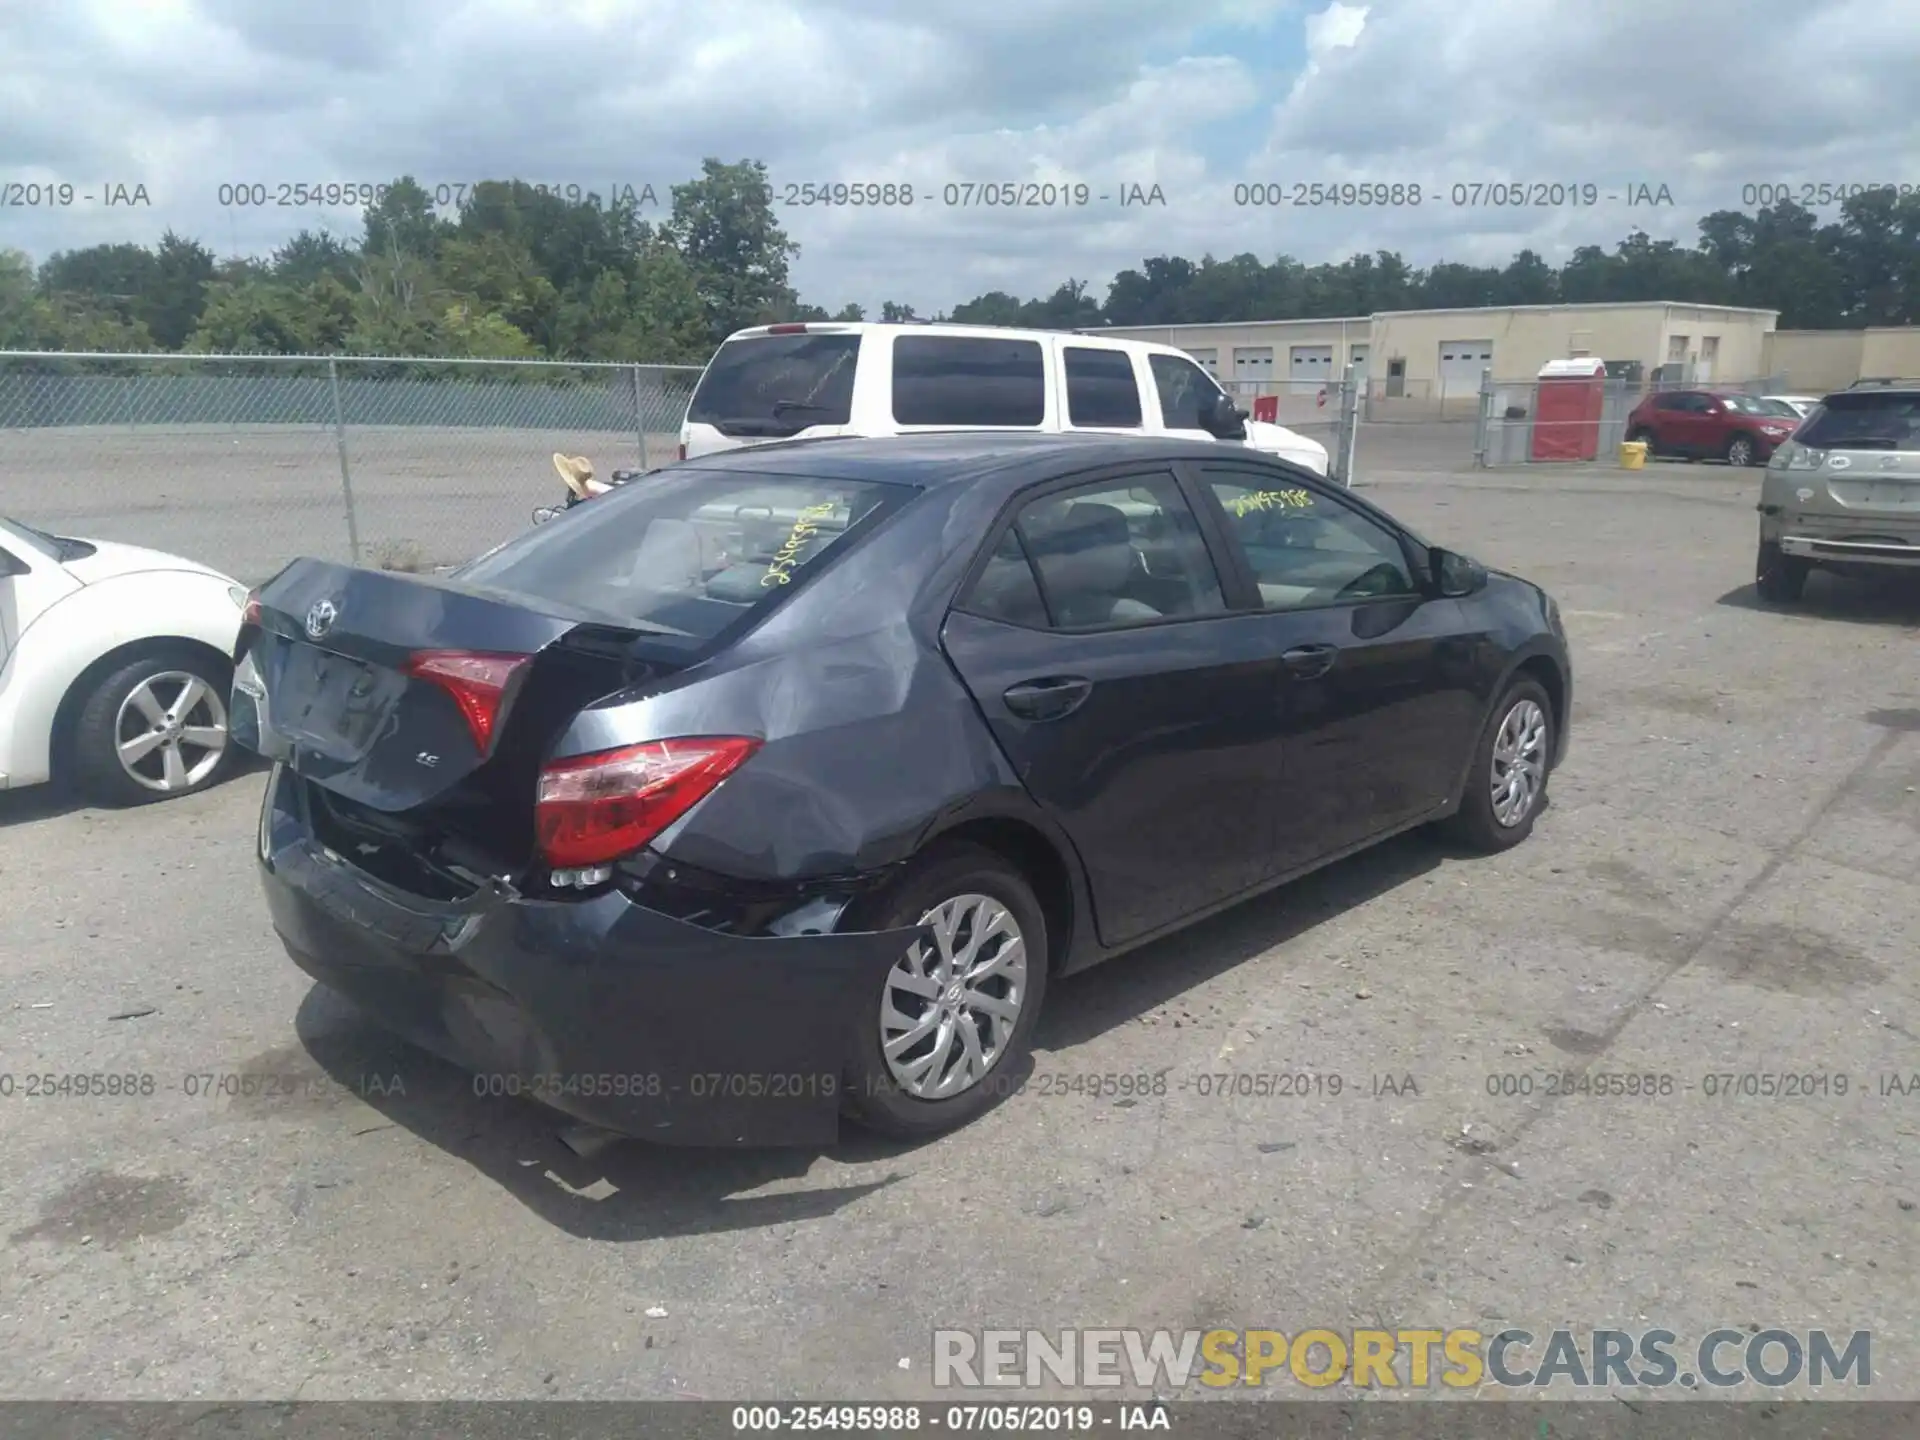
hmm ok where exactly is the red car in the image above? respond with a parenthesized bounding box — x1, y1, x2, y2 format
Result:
(1625, 389, 1801, 467)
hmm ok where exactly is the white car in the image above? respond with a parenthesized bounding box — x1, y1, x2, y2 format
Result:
(1763, 395, 1822, 419)
(678, 321, 1333, 476)
(0, 516, 248, 805)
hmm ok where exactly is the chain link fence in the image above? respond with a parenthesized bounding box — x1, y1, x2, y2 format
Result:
(1218, 373, 1361, 485)
(0, 352, 702, 582)
(1474, 370, 1793, 468)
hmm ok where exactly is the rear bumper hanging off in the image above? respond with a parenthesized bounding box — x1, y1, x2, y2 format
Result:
(257, 766, 921, 1147)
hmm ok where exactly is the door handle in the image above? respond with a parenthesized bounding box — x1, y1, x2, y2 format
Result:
(1003, 676, 1093, 720)
(1280, 644, 1338, 679)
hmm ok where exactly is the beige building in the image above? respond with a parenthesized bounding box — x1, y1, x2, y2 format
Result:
(1091, 301, 1782, 413)
(1077, 316, 1373, 394)
(1763, 327, 1920, 393)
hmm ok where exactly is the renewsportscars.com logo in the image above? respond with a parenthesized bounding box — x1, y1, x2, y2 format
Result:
(932, 1327, 1872, 1391)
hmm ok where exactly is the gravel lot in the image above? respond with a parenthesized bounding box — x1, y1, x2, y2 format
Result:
(2, 453, 1916, 1404)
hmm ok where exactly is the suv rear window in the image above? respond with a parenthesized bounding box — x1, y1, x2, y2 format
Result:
(891, 336, 1046, 427)
(1797, 392, 1920, 450)
(686, 334, 860, 438)
(454, 467, 905, 644)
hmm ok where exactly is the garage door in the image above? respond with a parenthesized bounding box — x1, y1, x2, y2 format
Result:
(1288, 344, 1333, 394)
(1232, 347, 1274, 383)
(1348, 345, 1369, 383)
(1438, 340, 1493, 393)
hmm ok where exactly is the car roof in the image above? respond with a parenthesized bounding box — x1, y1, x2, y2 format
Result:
(720, 320, 1192, 359)
(673, 431, 1286, 491)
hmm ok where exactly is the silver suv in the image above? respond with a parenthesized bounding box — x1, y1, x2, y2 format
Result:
(1756, 380, 1920, 603)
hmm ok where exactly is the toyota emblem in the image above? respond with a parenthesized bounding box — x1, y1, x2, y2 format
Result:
(304, 598, 338, 639)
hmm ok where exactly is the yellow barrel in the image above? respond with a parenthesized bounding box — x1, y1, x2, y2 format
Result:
(1619, 439, 1648, 470)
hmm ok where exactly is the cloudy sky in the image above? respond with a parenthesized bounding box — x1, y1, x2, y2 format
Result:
(3, 0, 1917, 313)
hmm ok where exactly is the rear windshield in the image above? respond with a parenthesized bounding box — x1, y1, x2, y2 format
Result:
(1797, 392, 1920, 451)
(453, 468, 906, 644)
(686, 334, 861, 438)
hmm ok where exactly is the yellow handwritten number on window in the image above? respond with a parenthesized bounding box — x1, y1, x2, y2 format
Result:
(761, 503, 841, 587)
(1227, 489, 1313, 517)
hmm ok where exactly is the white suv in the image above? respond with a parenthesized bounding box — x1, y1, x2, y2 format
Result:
(678, 322, 1332, 477)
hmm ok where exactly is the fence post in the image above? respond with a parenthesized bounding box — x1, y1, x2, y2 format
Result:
(1332, 364, 1359, 486)
(327, 357, 362, 565)
(1473, 367, 1493, 468)
(633, 364, 649, 471)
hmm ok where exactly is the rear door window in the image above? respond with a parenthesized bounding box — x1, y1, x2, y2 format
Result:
(686, 333, 861, 438)
(891, 336, 1046, 427)
(1063, 347, 1144, 428)
(455, 467, 907, 645)
(1797, 392, 1920, 451)
(1003, 473, 1225, 629)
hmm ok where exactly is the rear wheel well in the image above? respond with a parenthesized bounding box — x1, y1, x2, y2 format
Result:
(925, 817, 1077, 973)
(50, 637, 234, 781)
(1513, 655, 1566, 752)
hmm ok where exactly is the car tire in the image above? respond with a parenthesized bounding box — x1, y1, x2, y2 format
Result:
(1726, 434, 1757, 467)
(840, 843, 1050, 1140)
(1628, 427, 1657, 457)
(1443, 678, 1554, 854)
(1755, 540, 1809, 604)
(71, 647, 236, 807)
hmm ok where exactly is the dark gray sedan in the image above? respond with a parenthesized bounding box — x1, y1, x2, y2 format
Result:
(231, 433, 1571, 1146)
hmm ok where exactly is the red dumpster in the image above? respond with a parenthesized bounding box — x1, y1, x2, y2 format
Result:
(1529, 358, 1607, 461)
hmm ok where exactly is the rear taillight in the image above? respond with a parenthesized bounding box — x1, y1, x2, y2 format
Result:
(677, 443, 687, 461)
(403, 650, 529, 752)
(765, 323, 809, 334)
(535, 736, 761, 869)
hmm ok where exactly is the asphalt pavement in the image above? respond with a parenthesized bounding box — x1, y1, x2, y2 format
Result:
(1, 454, 1916, 1402)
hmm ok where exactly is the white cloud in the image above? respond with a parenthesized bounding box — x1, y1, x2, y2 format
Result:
(1, 0, 1917, 316)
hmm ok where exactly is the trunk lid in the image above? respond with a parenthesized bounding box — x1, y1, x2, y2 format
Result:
(234, 559, 669, 820)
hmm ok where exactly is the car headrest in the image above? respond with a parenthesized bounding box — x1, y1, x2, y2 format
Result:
(1026, 501, 1135, 610)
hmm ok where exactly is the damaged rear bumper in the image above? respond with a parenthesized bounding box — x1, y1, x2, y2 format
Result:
(256, 766, 919, 1147)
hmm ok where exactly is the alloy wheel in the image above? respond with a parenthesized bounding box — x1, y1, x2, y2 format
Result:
(1728, 437, 1753, 466)
(1489, 698, 1547, 828)
(879, 893, 1028, 1100)
(114, 671, 229, 794)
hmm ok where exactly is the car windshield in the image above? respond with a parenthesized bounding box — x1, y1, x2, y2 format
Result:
(685, 333, 862, 438)
(1754, 399, 1801, 418)
(453, 466, 908, 644)
(1796, 393, 1920, 451)
(1719, 395, 1774, 415)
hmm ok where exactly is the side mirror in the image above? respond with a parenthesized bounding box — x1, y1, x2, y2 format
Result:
(1429, 546, 1486, 598)
(1203, 391, 1247, 439)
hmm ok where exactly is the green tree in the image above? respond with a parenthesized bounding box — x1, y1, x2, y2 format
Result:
(665, 159, 801, 343)
(362, 178, 451, 261)
(438, 303, 540, 359)
(272, 230, 358, 289)
(142, 231, 217, 348)
(0, 248, 37, 348)
(183, 274, 356, 354)
(36, 242, 158, 324)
